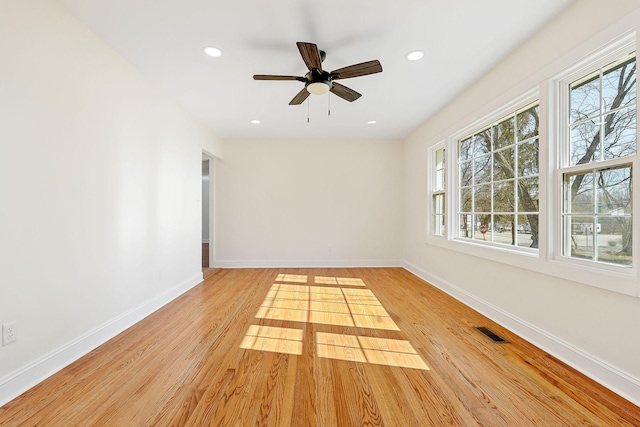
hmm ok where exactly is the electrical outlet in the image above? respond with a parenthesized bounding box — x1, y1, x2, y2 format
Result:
(3, 321, 17, 346)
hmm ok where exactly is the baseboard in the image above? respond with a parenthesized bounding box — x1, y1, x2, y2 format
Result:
(0, 272, 204, 408)
(402, 261, 640, 407)
(215, 259, 404, 268)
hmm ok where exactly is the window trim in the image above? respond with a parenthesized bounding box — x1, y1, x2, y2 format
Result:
(427, 141, 446, 239)
(450, 88, 540, 254)
(550, 32, 637, 280)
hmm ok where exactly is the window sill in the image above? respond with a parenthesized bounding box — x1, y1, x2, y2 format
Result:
(425, 235, 638, 298)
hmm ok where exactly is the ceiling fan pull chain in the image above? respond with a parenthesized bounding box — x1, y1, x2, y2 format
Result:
(328, 94, 331, 116)
(307, 97, 310, 123)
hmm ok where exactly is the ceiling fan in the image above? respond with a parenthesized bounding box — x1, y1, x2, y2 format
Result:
(253, 42, 383, 105)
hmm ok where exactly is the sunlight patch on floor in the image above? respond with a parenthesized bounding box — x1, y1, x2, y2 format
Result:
(240, 325, 303, 355)
(255, 283, 399, 330)
(317, 332, 430, 370)
(241, 275, 429, 370)
(314, 276, 366, 286)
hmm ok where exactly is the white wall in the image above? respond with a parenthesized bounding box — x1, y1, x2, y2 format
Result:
(0, 0, 221, 405)
(403, 0, 640, 404)
(215, 139, 403, 267)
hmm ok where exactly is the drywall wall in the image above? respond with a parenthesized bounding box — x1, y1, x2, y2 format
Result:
(403, 0, 640, 403)
(0, 0, 221, 404)
(215, 138, 403, 266)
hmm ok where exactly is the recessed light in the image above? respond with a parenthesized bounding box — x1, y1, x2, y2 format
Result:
(406, 50, 424, 61)
(204, 47, 222, 57)
(367, 120, 377, 125)
(250, 119, 261, 124)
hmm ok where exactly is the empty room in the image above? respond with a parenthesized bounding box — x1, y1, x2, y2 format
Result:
(1, 0, 640, 425)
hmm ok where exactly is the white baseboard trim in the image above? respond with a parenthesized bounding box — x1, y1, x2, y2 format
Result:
(0, 272, 204, 408)
(215, 259, 404, 268)
(402, 261, 640, 407)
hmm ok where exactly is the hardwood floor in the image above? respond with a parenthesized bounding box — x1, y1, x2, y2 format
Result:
(1, 268, 638, 426)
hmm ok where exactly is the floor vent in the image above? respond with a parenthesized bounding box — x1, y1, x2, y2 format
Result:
(474, 326, 509, 343)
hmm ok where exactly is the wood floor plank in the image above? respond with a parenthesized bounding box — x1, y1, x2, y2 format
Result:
(1, 267, 639, 426)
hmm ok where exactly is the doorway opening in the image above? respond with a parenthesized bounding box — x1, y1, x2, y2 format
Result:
(202, 155, 215, 278)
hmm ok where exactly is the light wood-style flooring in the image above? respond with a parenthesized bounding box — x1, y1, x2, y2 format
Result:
(1, 268, 638, 426)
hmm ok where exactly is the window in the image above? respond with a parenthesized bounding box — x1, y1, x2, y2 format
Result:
(457, 103, 540, 250)
(431, 146, 446, 236)
(561, 53, 636, 266)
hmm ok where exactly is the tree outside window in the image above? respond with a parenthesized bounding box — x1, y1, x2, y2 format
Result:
(458, 103, 539, 249)
(563, 54, 636, 266)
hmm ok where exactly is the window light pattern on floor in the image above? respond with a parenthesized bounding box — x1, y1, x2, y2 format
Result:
(241, 274, 429, 370)
(256, 283, 399, 330)
(316, 332, 429, 370)
(240, 325, 303, 355)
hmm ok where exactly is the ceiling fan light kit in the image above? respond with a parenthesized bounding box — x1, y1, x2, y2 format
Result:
(306, 81, 331, 95)
(253, 42, 382, 105)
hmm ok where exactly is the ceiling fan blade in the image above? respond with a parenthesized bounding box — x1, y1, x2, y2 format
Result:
(330, 82, 362, 102)
(289, 87, 311, 105)
(297, 42, 323, 71)
(330, 60, 383, 80)
(254, 74, 305, 81)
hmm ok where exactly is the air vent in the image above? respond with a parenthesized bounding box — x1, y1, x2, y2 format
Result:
(474, 326, 509, 343)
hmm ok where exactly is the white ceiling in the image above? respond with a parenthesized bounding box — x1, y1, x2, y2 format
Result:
(57, 0, 574, 140)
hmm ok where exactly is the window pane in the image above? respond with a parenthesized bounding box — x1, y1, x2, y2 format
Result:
(493, 214, 515, 245)
(473, 130, 491, 156)
(494, 116, 514, 150)
(597, 216, 632, 266)
(493, 147, 514, 181)
(457, 103, 538, 250)
(460, 160, 472, 187)
(435, 169, 444, 191)
(517, 177, 539, 212)
(433, 194, 445, 215)
(567, 215, 595, 260)
(493, 181, 514, 213)
(433, 215, 445, 236)
(603, 107, 636, 160)
(567, 172, 594, 214)
(570, 73, 600, 123)
(473, 155, 491, 184)
(603, 57, 636, 112)
(563, 55, 635, 268)
(517, 214, 537, 248)
(570, 121, 600, 165)
(474, 214, 491, 242)
(459, 138, 473, 161)
(460, 214, 472, 238)
(460, 187, 473, 212)
(518, 138, 539, 177)
(596, 166, 632, 214)
(474, 184, 492, 213)
(517, 104, 539, 140)
(433, 192, 445, 236)
(436, 148, 445, 170)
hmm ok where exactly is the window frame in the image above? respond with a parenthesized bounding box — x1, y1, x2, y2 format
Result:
(551, 34, 638, 277)
(427, 142, 446, 238)
(450, 90, 541, 254)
